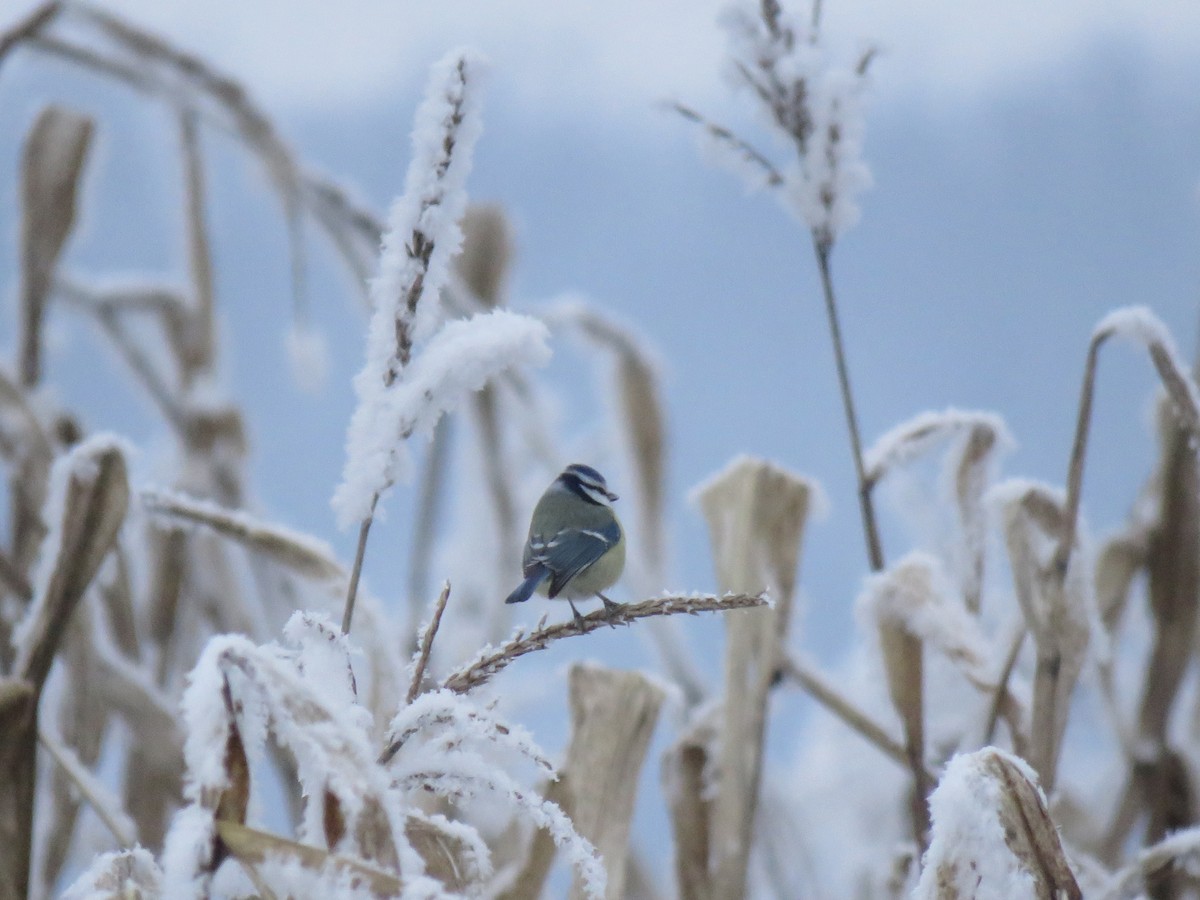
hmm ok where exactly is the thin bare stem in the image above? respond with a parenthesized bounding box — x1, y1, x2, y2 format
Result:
(342, 494, 378, 634)
(0, 1, 61, 70)
(37, 729, 136, 848)
(982, 624, 1027, 748)
(443, 593, 766, 694)
(781, 654, 933, 782)
(1052, 339, 1101, 581)
(406, 582, 451, 705)
(813, 236, 884, 572)
(671, 102, 784, 188)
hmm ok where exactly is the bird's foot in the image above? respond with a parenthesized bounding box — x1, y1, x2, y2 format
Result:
(597, 592, 621, 627)
(568, 599, 587, 630)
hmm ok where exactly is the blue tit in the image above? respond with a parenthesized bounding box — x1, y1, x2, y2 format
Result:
(504, 463, 626, 624)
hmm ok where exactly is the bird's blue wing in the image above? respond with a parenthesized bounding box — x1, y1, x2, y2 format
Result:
(527, 520, 620, 598)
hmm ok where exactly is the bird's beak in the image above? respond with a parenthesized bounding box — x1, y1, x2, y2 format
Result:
(606, 489, 619, 501)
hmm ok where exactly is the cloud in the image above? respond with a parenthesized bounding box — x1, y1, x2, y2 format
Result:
(18, 0, 1200, 114)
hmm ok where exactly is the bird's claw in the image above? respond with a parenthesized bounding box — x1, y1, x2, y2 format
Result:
(598, 593, 621, 627)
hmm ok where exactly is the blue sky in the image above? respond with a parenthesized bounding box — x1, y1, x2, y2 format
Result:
(2, 1, 1199, 660)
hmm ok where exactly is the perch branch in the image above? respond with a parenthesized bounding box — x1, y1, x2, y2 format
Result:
(443, 593, 767, 695)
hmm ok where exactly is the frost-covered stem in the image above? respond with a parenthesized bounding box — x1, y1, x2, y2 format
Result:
(385, 56, 469, 384)
(342, 494, 377, 634)
(443, 593, 766, 694)
(406, 581, 450, 704)
(813, 236, 883, 572)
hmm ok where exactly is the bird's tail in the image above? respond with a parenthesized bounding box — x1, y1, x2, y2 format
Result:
(505, 567, 547, 605)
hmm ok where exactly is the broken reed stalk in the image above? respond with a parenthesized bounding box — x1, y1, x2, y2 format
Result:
(442, 593, 766, 695)
(405, 582, 451, 705)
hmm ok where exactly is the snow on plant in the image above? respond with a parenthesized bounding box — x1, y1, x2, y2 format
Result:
(152, 612, 605, 898)
(677, 0, 874, 247)
(332, 48, 550, 532)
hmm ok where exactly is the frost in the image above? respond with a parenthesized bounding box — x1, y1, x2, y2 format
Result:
(914, 749, 1044, 899)
(333, 309, 550, 528)
(708, 0, 875, 243)
(864, 408, 1014, 485)
(332, 49, 552, 530)
(858, 552, 992, 687)
(61, 846, 163, 900)
(331, 48, 485, 528)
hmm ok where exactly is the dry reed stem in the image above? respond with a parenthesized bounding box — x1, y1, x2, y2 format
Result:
(955, 423, 1001, 614)
(406, 417, 452, 647)
(561, 666, 665, 900)
(1000, 483, 1089, 794)
(815, 237, 931, 841)
(342, 495, 377, 634)
(1, 444, 128, 900)
(42, 600, 114, 887)
(38, 728, 136, 849)
(178, 107, 215, 381)
(1099, 825, 1200, 899)
(512, 666, 665, 900)
(671, 101, 784, 188)
(141, 488, 346, 582)
(19, 105, 93, 389)
(695, 457, 812, 899)
(55, 278, 191, 434)
(661, 713, 717, 900)
(405, 582, 451, 705)
(1055, 315, 1200, 617)
(0, 2, 61, 69)
(780, 653, 933, 780)
(216, 820, 402, 897)
(442, 593, 765, 695)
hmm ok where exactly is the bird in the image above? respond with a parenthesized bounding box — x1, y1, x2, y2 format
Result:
(504, 463, 626, 626)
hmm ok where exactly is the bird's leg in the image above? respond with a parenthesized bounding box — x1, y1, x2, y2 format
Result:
(567, 598, 587, 629)
(597, 592, 620, 617)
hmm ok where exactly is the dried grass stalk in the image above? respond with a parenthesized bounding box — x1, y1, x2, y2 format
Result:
(178, 107, 215, 381)
(694, 456, 813, 899)
(0, 2, 62, 69)
(442, 592, 765, 695)
(216, 820, 402, 897)
(781, 652, 929, 778)
(559, 665, 665, 900)
(19, 105, 93, 388)
(1, 442, 128, 900)
(141, 488, 345, 583)
(998, 481, 1089, 794)
(1138, 401, 1200, 752)
(866, 566, 931, 845)
(661, 713, 717, 900)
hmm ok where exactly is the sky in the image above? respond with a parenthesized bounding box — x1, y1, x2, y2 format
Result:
(2, 0, 1200, 887)
(2, 0, 1199, 653)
